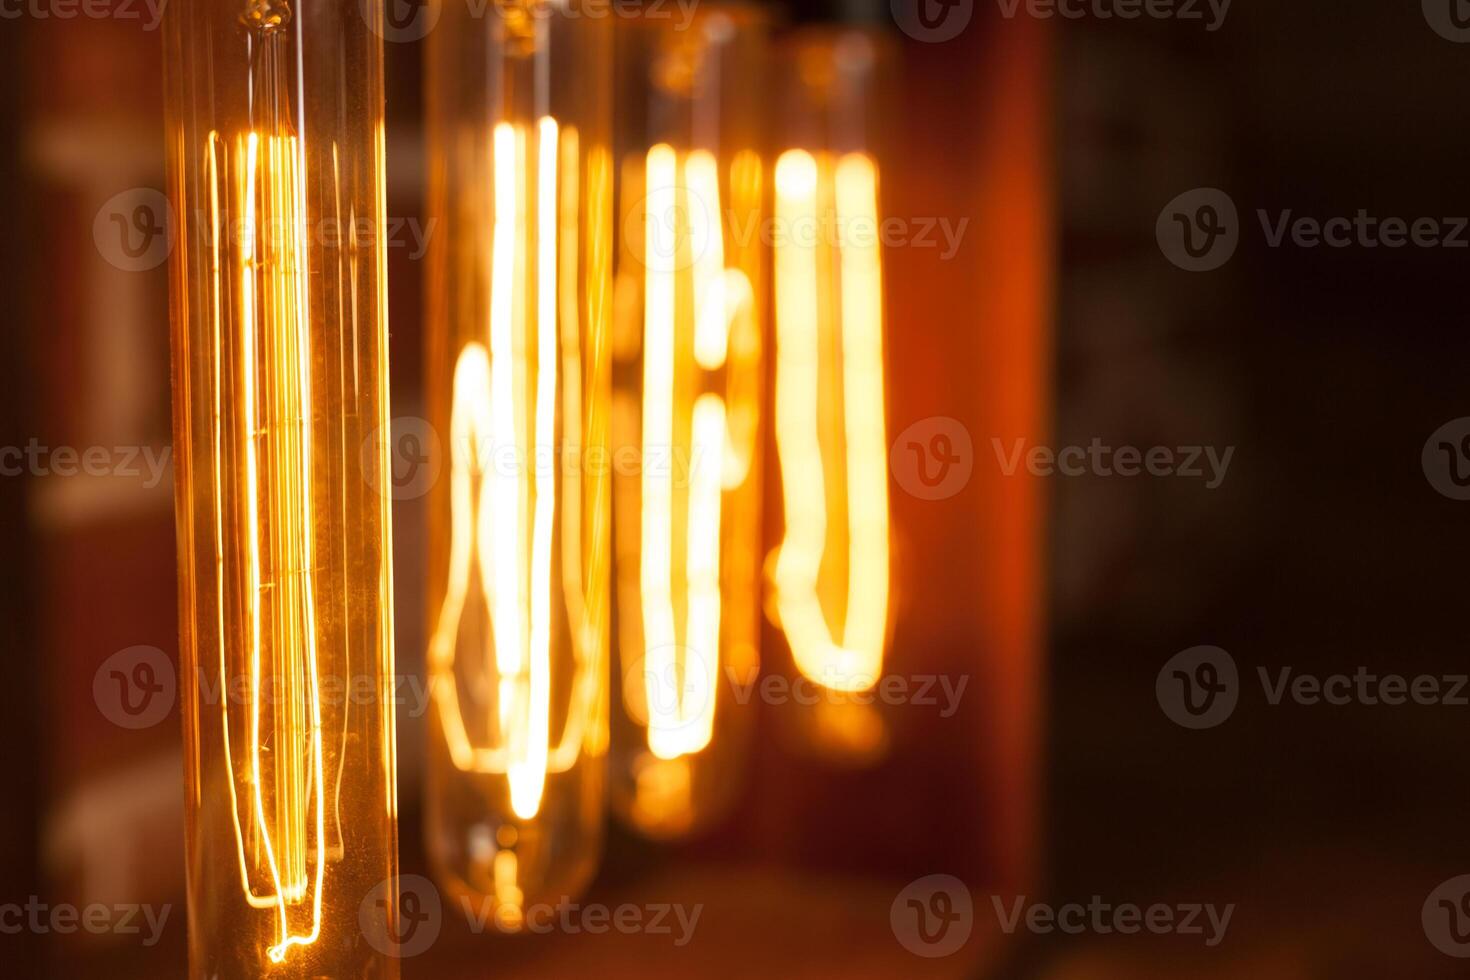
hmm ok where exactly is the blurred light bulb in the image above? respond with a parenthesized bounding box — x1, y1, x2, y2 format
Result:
(424, 0, 611, 927)
(608, 7, 768, 838)
(770, 29, 895, 764)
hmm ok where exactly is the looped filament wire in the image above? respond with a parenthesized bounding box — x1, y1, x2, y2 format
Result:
(771, 149, 891, 693)
(428, 118, 598, 822)
(633, 144, 755, 761)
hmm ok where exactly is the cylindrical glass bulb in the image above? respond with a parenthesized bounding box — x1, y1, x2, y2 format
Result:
(769, 29, 895, 765)
(608, 5, 769, 838)
(163, 0, 400, 975)
(423, 0, 612, 929)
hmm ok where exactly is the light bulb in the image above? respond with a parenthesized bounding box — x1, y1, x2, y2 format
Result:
(163, 0, 400, 974)
(608, 5, 769, 838)
(770, 29, 895, 764)
(423, 0, 612, 928)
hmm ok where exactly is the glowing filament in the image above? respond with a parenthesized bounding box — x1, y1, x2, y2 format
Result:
(428, 118, 597, 823)
(772, 149, 891, 693)
(207, 127, 328, 964)
(635, 145, 753, 760)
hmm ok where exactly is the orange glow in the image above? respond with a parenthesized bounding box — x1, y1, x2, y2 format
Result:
(611, 135, 764, 836)
(428, 120, 599, 828)
(424, 64, 611, 919)
(204, 127, 330, 964)
(167, 7, 400, 974)
(771, 149, 891, 694)
(629, 144, 756, 762)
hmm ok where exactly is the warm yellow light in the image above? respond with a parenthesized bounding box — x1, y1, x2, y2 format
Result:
(611, 145, 762, 828)
(240, 128, 328, 962)
(192, 121, 385, 969)
(609, 5, 767, 839)
(633, 144, 753, 761)
(423, 0, 612, 916)
(166, 4, 400, 970)
(772, 149, 892, 694)
(428, 120, 601, 820)
(168, 0, 402, 975)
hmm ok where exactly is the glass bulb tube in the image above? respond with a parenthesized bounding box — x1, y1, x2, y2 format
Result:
(608, 5, 769, 838)
(423, 0, 612, 929)
(770, 29, 895, 764)
(163, 0, 399, 975)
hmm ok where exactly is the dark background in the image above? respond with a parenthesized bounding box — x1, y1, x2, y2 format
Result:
(1046, 3, 1470, 976)
(4, 0, 1470, 976)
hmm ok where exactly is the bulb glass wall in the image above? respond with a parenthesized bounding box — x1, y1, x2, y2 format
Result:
(163, 0, 399, 975)
(609, 5, 768, 838)
(770, 29, 895, 764)
(424, 0, 612, 929)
